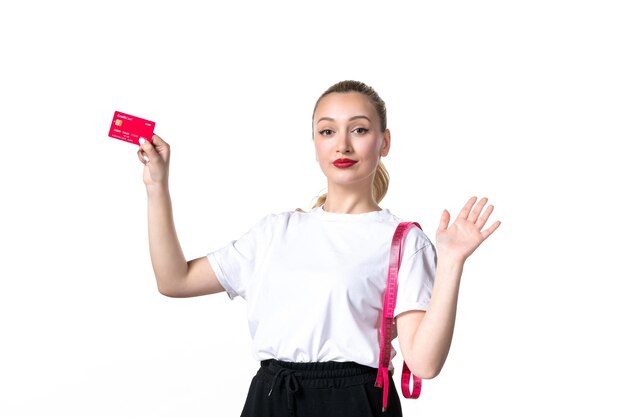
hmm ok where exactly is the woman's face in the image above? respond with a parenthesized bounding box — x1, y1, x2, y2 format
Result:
(313, 92, 390, 190)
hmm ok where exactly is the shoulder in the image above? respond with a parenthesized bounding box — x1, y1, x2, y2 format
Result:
(249, 209, 312, 232)
(259, 208, 311, 223)
(382, 209, 434, 253)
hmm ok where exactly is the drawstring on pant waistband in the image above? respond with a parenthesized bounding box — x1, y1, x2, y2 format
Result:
(268, 367, 301, 415)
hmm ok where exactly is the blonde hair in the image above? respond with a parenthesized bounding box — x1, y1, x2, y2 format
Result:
(310, 80, 390, 209)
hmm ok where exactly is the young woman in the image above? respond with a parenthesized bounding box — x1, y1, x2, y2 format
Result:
(138, 80, 500, 416)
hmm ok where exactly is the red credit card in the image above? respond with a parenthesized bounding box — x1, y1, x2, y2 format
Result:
(108, 111, 155, 145)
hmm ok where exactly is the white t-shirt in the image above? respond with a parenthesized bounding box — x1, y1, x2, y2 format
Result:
(207, 206, 436, 369)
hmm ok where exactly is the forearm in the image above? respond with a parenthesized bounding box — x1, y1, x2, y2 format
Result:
(146, 184, 188, 292)
(402, 197, 499, 378)
(411, 257, 464, 378)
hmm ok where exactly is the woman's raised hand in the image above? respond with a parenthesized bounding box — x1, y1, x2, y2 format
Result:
(137, 134, 170, 187)
(435, 196, 501, 264)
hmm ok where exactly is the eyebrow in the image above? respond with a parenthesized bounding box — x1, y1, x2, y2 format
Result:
(316, 115, 371, 125)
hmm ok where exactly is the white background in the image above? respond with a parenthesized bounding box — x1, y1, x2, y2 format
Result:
(1, 1, 624, 416)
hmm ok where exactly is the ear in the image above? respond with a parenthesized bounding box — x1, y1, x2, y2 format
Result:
(313, 136, 319, 161)
(380, 129, 391, 157)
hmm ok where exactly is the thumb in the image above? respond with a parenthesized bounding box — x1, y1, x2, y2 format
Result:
(438, 209, 451, 232)
(150, 133, 166, 146)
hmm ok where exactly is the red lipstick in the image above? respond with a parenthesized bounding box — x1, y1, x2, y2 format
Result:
(333, 158, 357, 168)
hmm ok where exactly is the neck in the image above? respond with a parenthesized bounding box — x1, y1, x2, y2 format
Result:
(323, 183, 380, 214)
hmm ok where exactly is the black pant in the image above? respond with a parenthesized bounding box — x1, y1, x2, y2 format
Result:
(240, 360, 402, 417)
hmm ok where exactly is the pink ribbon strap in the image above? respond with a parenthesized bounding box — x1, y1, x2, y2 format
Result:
(375, 222, 423, 411)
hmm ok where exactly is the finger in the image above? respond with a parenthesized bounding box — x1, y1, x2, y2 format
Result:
(481, 220, 501, 240)
(147, 133, 170, 161)
(438, 209, 451, 232)
(138, 137, 161, 163)
(468, 197, 488, 223)
(475, 204, 494, 230)
(137, 148, 148, 165)
(456, 196, 478, 221)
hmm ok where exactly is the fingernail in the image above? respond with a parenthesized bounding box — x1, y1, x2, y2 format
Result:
(139, 138, 146, 145)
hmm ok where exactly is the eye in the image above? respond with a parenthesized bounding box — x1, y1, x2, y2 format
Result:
(319, 129, 333, 136)
(353, 127, 369, 134)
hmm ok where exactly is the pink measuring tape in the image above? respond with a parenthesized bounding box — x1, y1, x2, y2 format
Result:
(375, 221, 423, 412)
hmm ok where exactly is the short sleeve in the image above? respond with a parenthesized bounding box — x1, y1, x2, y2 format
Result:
(206, 214, 276, 300)
(394, 226, 437, 316)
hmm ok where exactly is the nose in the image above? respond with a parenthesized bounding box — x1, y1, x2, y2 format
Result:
(336, 130, 352, 154)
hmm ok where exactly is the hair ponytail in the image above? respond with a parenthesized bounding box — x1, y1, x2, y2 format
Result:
(372, 160, 390, 203)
